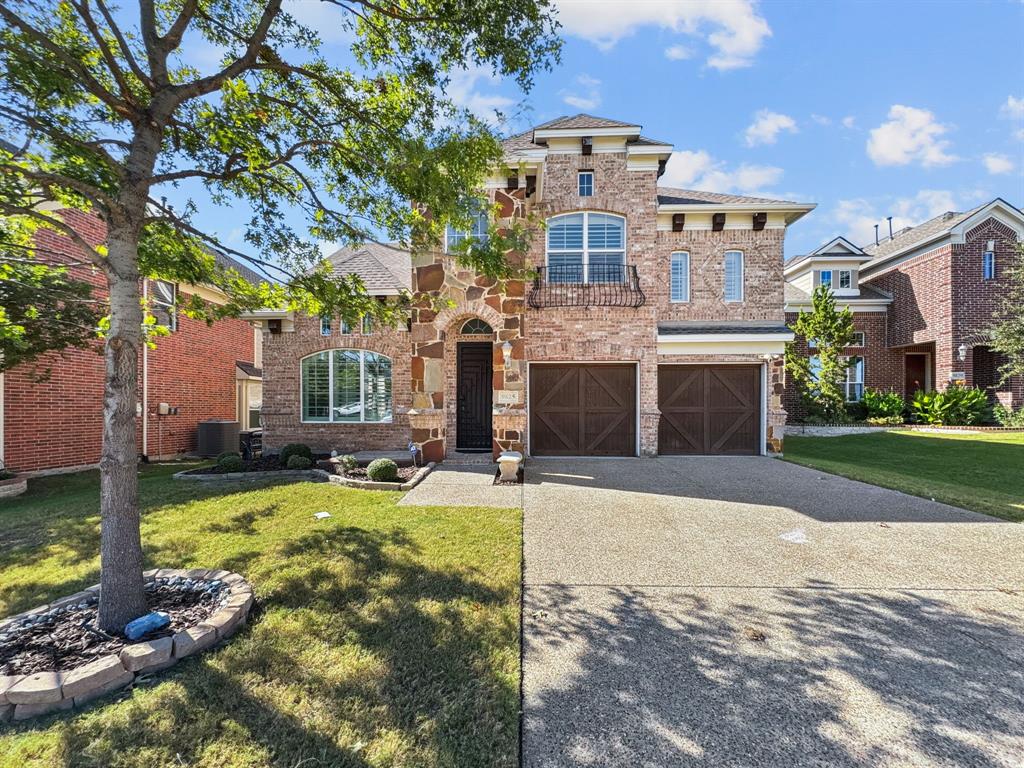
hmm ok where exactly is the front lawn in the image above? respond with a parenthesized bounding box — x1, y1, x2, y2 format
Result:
(784, 430, 1024, 522)
(0, 465, 521, 767)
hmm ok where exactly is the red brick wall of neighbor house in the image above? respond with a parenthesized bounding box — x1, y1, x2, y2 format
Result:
(259, 313, 411, 455)
(2, 209, 256, 471)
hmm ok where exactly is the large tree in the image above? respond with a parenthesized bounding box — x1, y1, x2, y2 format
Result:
(786, 283, 857, 422)
(991, 242, 1024, 384)
(0, 0, 559, 631)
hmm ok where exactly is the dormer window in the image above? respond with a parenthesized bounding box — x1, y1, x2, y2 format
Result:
(820, 270, 832, 287)
(578, 171, 594, 197)
(838, 270, 852, 289)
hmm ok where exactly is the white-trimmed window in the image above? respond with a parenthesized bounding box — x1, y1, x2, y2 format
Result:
(445, 205, 489, 252)
(340, 318, 352, 334)
(578, 171, 594, 197)
(808, 355, 865, 402)
(301, 349, 392, 423)
(320, 316, 332, 336)
(850, 331, 866, 347)
(361, 315, 373, 334)
(152, 280, 177, 331)
(838, 270, 853, 289)
(724, 250, 744, 302)
(546, 212, 625, 284)
(819, 270, 832, 287)
(983, 250, 996, 280)
(670, 251, 690, 302)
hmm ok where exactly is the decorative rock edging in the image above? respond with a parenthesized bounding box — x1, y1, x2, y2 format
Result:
(0, 568, 254, 723)
(0, 475, 27, 499)
(173, 463, 435, 491)
(786, 424, 1024, 437)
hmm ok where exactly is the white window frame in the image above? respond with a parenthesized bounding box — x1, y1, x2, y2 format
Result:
(320, 316, 332, 336)
(300, 349, 393, 424)
(361, 315, 373, 334)
(845, 357, 865, 402)
(838, 270, 853, 289)
(670, 251, 690, 302)
(545, 211, 626, 284)
(444, 205, 489, 253)
(724, 250, 744, 302)
(340, 318, 352, 334)
(850, 331, 865, 347)
(578, 171, 594, 197)
(983, 250, 996, 280)
(152, 279, 177, 331)
(819, 270, 832, 287)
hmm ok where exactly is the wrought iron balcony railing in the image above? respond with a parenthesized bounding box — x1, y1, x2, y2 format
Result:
(527, 265, 646, 309)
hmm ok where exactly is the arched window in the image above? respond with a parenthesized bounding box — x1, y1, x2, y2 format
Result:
(460, 318, 493, 334)
(546, 212, 625, 284)
(301, 350, 392, 423)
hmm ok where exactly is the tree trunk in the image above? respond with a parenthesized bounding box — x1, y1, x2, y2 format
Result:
(97, 244, 147, 632)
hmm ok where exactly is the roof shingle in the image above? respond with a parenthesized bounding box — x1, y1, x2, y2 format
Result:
(861, 207, 982, 261)
(656, 187, 802, 206)
(326, 242, 411, 293)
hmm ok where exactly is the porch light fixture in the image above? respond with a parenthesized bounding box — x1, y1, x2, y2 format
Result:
(958, 344, 968, 361)
(502, 340, 513, 368)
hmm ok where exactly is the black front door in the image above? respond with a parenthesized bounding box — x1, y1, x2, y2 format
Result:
(457, 342, 493, 451)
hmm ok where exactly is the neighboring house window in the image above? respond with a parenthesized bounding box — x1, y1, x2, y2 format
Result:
(361, 315, 373, 334)
(845, 357, 865, 402)
(445, 204, 489, 252)
(300, 349, 393, 423)
(340, 318, 352, 334)
(670, 251, 690, 302)
(838, 270, 852, 289)
(320, 316, 332, 336)
(983, 250, 996, 280)
(724, 250, 743, 302)
(578, 171, 594, 197)
(151, 280, 177, 331)
(546, 212, 625, 284)
(850, 331, 866, 347)
(819, 270, 832, 288)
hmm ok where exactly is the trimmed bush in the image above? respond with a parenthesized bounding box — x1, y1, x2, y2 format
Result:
(286, 455, 313, 470)
(911, 386, 989, 426)
(279, 443, 312, 464)
(866, 415, 904, 426)
(216, 451, 241, 463)
(217, 454, 244, 473)
(994, 404, 1024, 427)
(863, 389, 905, 421)
(338, 454, 358, 471)
(366, 458, 398, 482)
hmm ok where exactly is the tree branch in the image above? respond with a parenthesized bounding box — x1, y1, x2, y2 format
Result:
(0, 202, 107, 271)
(92, 0, 155, 90)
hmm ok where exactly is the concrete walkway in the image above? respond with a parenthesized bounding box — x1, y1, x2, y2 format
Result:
(398, 464, 522, 508)
(522, 457, 1024, 767)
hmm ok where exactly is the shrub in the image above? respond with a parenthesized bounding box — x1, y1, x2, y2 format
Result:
(911, 386, 989, 426)
(994, 404, 1024, 427)
(286, 455, 312, 470)
(862, 389, 905, 421)
(217, 454, 244, 473)
(279, 443, 312, 464)
(866, 415, 904, 426)
(0, 469, 14, 481)
(844, 400, 867, 422)
(366, 457, 398, 482)
(338, 454, 358, 471)
(216, 450, 241, 463)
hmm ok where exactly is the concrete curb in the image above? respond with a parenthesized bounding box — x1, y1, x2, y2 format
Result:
(173, 463, 435, 491)
(0, 568, 254, 723)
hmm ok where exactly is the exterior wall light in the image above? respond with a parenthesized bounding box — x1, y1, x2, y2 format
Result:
(502, 340, 513, 368)
(958, 344, 968, 362)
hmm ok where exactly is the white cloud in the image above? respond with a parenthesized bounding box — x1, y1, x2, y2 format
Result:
(446, 66, 513, 123)
(866, 105, 957, 168)
(832, 190, 959, 246)
(841, 116, 856, 129)
(552, 0, 771, 70)
(811, 114, 832, 126)
(1015, 128, 1024, 142)
(983, 153, 1014, 175)
(664, 44, 694, 61)
(1000, 95, 1024, 120)
(744, 109, 798, 146)
(560, 74, 602, 111)
(662, 150, 783, 195)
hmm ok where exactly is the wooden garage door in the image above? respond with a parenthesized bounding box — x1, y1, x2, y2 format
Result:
(658, 365, 761, 455)
(530, 364, 636, 456)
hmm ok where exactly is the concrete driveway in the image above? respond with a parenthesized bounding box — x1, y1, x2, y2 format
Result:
(522, 457, 1024, 768)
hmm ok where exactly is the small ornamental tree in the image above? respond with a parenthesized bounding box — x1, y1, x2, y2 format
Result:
(786, 283, 857, 422)
(0, 0, 560, 631)
(991, 243, 1024, 384)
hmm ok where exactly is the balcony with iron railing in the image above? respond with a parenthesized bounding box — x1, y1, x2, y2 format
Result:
(526, 264, 646, 309)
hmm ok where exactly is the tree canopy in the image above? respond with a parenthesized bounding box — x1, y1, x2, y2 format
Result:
(990, 243, 1024, 385)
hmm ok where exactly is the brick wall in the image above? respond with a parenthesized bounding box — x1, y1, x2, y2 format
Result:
(2, 210, 256, 472)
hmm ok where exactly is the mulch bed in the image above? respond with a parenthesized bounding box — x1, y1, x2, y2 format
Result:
(0, 581, 227, 675)
(341, 466, 420, 482)
(182, 455, 291, 474)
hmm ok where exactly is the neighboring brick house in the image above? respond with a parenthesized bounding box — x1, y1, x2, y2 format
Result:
(0, 208, 265, 473)
(784, 199, 1024, 420)
(251, 114, 814, 459)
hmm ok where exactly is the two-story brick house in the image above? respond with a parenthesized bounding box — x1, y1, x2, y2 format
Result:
(253, 114, 815, 459)
(784, 198, 1024, 419)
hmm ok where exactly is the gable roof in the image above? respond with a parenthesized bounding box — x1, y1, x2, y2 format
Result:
(533, 114, 640, 131)
(861, 207, 982, 260)
(656, 187, 803, 207)
(326, 242, 411, 294)
(501, 114, 670, 156)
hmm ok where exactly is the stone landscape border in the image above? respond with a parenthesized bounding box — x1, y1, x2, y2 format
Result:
(785, 424, 1024, 437)
(172, 462, 435, 491)
(0, 568, 254, 723)
(0, 475, 27, 499)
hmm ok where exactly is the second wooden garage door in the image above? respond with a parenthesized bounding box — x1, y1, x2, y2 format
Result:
(530, 364, 636, 456)
(658, 365, 761, 455)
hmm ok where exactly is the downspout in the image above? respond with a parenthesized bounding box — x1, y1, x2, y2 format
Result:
(141, 279, 149, 458)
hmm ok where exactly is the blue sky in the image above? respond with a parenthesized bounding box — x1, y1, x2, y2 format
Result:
(172, 0, 1024, 263)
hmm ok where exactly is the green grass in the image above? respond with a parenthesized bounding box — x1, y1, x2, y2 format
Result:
(0, 465, 521, 768)
(784, 430, 1024, 522)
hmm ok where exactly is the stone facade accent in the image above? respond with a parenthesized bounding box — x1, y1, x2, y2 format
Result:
(0, 568, 254, 722)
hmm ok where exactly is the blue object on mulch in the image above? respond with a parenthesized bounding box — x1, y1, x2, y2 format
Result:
(124, 610, 171, 640)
